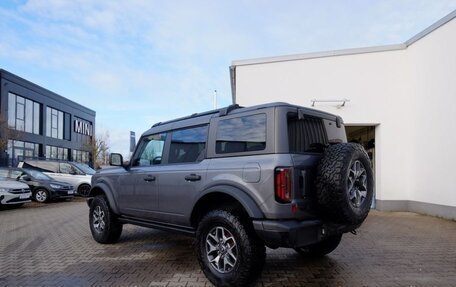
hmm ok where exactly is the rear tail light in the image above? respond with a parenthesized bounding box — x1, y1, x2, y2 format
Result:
(275, 167, 292, 203)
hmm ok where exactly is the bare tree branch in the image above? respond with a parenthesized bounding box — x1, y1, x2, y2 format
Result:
(83, 131, 111, 169)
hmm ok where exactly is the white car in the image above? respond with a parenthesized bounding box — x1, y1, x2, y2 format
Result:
(18, 160, 95, 197)
(0, 178, 32, 207)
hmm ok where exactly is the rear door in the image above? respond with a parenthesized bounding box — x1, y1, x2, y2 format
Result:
(157, 125, 209, 225)
(58, 162, 87, 187)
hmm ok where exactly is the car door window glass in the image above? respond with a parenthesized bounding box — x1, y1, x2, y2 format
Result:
(134, 133, 167, 166)
(216, 114, 267, 154)
(60, 163, 81, 175)
(10, 170, 23, 179)
(169, 125, 208, 164)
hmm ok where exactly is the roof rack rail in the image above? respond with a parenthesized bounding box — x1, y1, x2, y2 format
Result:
(150, 104, 243, 128)
(219, 104, 241, 116)
(151, 109, 220, 128)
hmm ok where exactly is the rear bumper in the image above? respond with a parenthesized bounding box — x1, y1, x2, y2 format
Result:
(253, 219, 358, 248)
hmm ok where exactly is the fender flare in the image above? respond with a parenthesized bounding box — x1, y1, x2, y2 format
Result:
(88, 182, 120, 215)
(193, 185, 264, 219)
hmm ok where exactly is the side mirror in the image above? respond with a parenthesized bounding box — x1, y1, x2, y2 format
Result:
(110, 153, 124, 166)
(22, 175, 31, 181)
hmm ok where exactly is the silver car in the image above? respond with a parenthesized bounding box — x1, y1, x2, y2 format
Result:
(0, 177, 32, 207)
(18, 160, 94, 197)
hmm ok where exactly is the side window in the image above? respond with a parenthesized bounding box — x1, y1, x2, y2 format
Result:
(59, 163, 81, 175)
(288, 114, 329, 153)
(216, 114, 267, 154)
(133, 133, 167, 166)
(169, 125, 208, 164)
(10, 170, 23, 179)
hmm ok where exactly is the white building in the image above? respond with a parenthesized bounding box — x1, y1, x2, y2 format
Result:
(230, 10, 456, 220)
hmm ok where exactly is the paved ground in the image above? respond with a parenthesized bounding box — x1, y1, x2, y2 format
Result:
(0, 199, 455, 287)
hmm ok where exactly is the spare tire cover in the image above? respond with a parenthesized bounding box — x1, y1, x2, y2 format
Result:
(315, 143, 374, 225)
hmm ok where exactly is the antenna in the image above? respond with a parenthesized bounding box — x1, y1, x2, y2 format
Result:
(213, 90, 217, 109)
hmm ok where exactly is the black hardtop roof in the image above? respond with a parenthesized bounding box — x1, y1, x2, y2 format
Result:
(144, 102, 340, 136)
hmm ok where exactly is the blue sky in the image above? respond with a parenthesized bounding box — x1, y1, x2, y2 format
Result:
(1, 0, 455, 156)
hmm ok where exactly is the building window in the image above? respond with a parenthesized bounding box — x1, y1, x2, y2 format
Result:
(46, 107, 65, 139)
(7, 140, 40, 166)
(8, 93, 41, 134)
(45, 145, 68, 161)
(72, 150, 90, 164)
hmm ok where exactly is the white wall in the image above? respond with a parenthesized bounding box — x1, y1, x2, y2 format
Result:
(406, 18, 456, 206)
(234, 17, 456, 210)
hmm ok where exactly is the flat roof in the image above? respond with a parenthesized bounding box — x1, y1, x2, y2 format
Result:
(0, 69, 96, 115)
(232, 9, 456, 67)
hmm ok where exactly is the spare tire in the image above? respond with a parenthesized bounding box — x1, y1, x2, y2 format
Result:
(315, 143, 374, 225)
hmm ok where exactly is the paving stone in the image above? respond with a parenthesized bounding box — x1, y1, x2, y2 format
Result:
(0, 199, 455, 286)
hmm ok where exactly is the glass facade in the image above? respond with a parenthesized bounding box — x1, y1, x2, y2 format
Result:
(2, 71, 95, 168)
(8, 93, 41, 134)
(45, 145, 69, 161)
(46, 107, 64, 139)
(72, 150, 90, 164)
(7, 140, 40, 166)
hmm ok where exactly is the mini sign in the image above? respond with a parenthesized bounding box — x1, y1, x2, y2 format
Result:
(74, 119, 92, 136)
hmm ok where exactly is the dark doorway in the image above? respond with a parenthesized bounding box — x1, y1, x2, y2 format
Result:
(346, 126, 376, 207)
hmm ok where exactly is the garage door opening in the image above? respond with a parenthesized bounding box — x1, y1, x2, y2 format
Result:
(345, 126, 376, 208)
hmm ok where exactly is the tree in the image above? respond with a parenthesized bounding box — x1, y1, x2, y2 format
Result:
(0, 114, 22, 166)
(84, 131, 111, 169)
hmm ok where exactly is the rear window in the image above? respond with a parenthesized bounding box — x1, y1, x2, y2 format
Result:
(22, 161, 59, 173)
(216, 114, 266, 154)
(288, 115, 328, 153)
(72, 162, 96, 175)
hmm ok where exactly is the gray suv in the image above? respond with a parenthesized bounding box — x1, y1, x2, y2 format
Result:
(88, 102, 373, 286)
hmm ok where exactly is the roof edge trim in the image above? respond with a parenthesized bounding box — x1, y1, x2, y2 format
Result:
(232, 9, 456, 67)
(232, 44, 406, 66)
(405, 9, 456, 46)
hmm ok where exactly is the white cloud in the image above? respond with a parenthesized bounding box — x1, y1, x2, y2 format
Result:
(1, 0, 455, 157)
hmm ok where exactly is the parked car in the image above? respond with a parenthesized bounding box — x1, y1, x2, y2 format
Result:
(0, 168, 74, 203)
(18, 160, 94, 197)
(87, 102, 374, 286)
(0, 177, 31, 208)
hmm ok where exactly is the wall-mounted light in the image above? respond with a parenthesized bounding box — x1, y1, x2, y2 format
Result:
(311, 99, 350, 108)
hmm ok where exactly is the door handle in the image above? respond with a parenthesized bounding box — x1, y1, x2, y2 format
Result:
(185, 174, 201, 182)
(143, 175, 156, 182)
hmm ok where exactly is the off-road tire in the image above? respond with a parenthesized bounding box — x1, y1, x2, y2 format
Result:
(196, 210, 266, 287)
(316, 143, 374, 225)
(89, 195, 123, 244)
(294, 234, 342, 257)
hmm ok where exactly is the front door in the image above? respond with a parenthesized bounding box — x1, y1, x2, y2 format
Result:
(117, 133, 166, 219)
